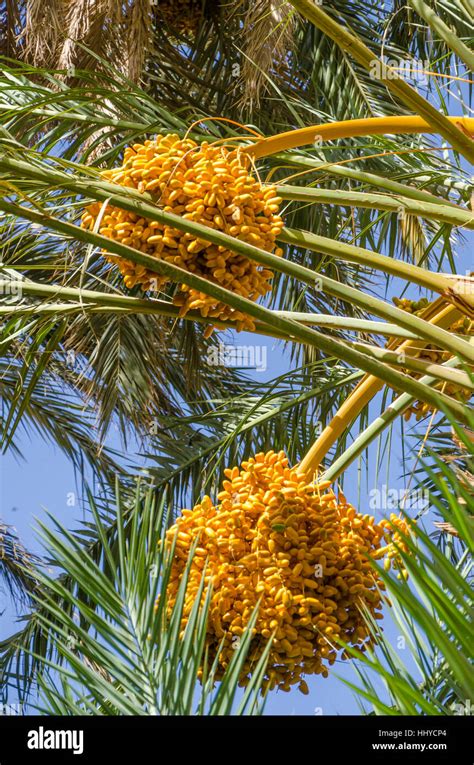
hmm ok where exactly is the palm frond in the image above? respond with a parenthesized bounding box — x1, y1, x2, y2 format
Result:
(0, 521, 39, 607)
(344, 416, 474, 714)
(2, 483, 268, 714)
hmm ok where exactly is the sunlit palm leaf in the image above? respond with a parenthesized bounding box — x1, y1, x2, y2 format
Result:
(2, 483, 269, 715)
(343, 417, 474, 714)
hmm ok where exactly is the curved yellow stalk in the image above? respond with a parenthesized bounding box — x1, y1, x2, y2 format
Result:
(247, 116, 474, 159)
(298, 299, 464, 475)
(286, 0, 474, 162)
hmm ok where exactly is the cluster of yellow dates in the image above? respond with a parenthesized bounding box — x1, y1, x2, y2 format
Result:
(163, 450, 411, 694)
(81, 134, 284, 333)
(393, 297, 473, 420)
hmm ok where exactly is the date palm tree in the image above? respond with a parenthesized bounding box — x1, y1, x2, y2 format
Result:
(0, 0, 472, 712)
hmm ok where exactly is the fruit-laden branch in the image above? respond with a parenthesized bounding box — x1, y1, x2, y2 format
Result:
(339, 339, 474, 391)
(6, 75, 470, 160)
(298, 298, 470, 475)
(0, 153, 470, 357)
(3, 280, 469, 390)
(249, 116, 474, 161)
(1, 197, 470, 424)
(322, 356, 469, 482)
(3, 154, 470, 303)
(0, 287, 444, 340)
(283, 0, 474, 162)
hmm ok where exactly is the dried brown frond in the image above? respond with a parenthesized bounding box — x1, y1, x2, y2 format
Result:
(17, 1, 151, 83)
(21, 0, 64, 66)
(433, 521, 459, 537)
(1, 0, 23, 58)
(452, 426, 474, 450)
(58, 0, 116, 73)
(127, 0, 152, 83)
(238, 0, 294, 110)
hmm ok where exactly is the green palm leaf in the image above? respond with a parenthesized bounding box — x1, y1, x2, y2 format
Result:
(4, 483, 268, 715)
(343, 418, 474, 714)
